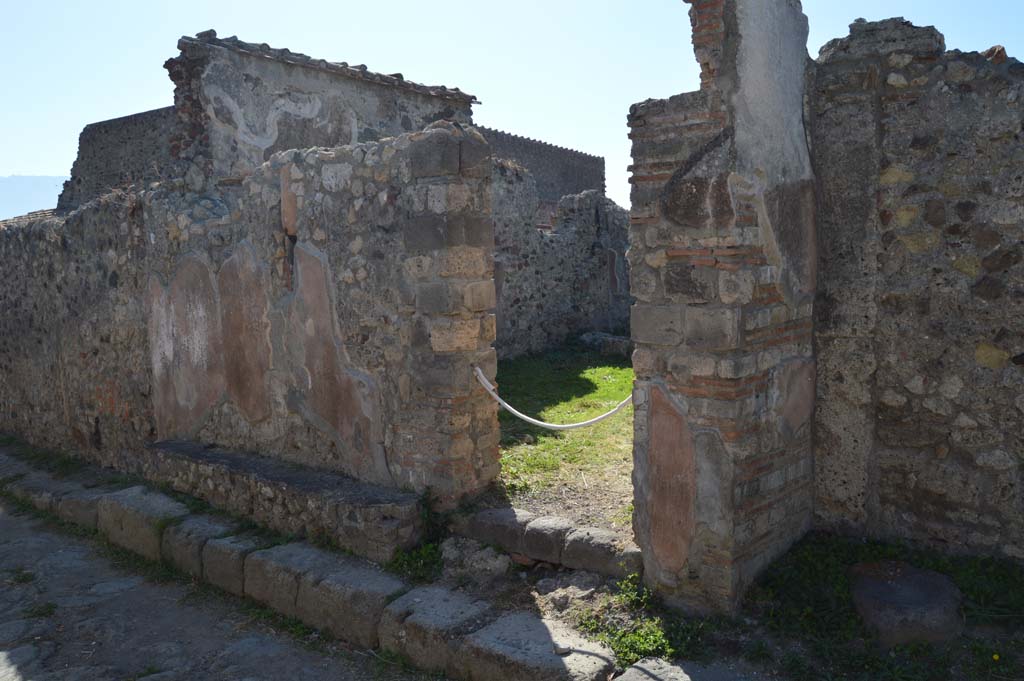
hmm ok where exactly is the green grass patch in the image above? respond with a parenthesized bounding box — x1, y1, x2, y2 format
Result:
(575, 573, 718, 667)
(386, 543, 444, 583)
(496, 345, 634, 494)
(744, 531, 1024, 680)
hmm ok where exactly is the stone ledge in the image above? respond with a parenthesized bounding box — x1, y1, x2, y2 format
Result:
(131, 440, 424, 563)
(455, 612, 615, 681)
(380, 586, 494, 674)
(97, 486, 191, 562)
(455, 507, 643, 579)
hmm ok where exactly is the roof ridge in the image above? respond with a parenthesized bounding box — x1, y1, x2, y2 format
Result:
(179, 30, 478, 105)
(477, 126, 603, 160)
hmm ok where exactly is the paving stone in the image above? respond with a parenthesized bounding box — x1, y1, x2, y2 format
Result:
(161, 515, 238, 578)
(202, 535, 267, 597)
(618, 659, 694, 680)
(243, 543, 338, 618)
(465, 508, 535, 554)
(0, 452, 31, 480)
(523, 516, 575, 565)
(5, 472, 82, 512)
(562, 527, 642, 578)
(294, 556, 408, 648)
(96, 486, 190, 562)
(379, 586, 492, 673)
(455, 612, 614, 681)
(618, 658, 764, 680)
(851, 561, 964, 648)
(55, 488, 112, 530)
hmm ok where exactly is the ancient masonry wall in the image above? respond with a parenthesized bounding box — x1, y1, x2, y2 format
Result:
(0, 123, 500, 505)
(479, 126, 605, 224)
(56, 107, 177, 211)
(167, 32, 476, 191)
(628, 0, 817, 612)
(810, 19, 1024, 559)
(59, 31, 476, 211)
(492, 160, 630, 359)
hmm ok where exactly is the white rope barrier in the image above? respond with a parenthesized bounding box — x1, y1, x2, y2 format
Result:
(473, 366, 633, 431)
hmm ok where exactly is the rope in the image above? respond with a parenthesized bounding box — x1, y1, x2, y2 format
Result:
(473, 366, 633, 431)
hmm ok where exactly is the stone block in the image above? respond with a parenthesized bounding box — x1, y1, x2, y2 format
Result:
(523, 516, 575, 564)
(663, 262, 715, 302)
(295, 558, 409, 648)
(682, 306, 741, 351)
(243, 543, 338, 618)
(379, 586, 492, 674)
(55, 488, 111, 530)
(4, 472, 81, 513)
(455, 612, 614, 681)
(430, 318, 480, 352)
(161, 515, 237, 578)
(96, 486, 190, 562)
(455, 213, 494, 248)
(631, 305, 685, 346)
(410, 131, 461, 178)
(562, 527, 641, 578)
(416, 282, 456, 314)
(463, 280, 496, 312)
(203, 535, 266, 597)
(465, 508, 535, 554)
(403, 213, 449, 253)
(618, 658, 750, 680)
(851, 561, 964, 648)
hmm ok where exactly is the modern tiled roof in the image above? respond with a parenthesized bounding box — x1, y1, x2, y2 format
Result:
(179, 30, 479, 105)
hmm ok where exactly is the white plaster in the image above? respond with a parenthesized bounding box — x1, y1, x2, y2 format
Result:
(732, 0, 813, 183)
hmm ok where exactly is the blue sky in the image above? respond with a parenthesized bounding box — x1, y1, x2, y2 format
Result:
(1, 1, 1020, 209)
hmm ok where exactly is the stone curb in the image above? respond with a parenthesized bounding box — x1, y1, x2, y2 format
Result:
(455, 508, 644, 579)
(0, 449, 621, 681)
(133, 441, 424, 564)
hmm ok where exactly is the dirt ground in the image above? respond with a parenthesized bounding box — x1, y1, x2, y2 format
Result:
(0, 501, 433, 681)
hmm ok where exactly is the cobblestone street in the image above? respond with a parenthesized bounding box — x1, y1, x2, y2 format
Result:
(0, 501, 432, 681)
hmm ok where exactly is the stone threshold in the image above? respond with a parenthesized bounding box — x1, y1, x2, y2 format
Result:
(452, 507, 643, 579)
(0, 446, 638, 681)
(125, 440, 424, 564)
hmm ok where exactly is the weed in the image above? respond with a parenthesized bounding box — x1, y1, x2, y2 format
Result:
(5, 441, 85, 478)
(132, 665, 162, 680)
(22, 602, 57, 618)
(742, 639, 774, 663)
(8, 568, 35, 584)
(386, 543, 443, 583)
(239, 600, 323, 648)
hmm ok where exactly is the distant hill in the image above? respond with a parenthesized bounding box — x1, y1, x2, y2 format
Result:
(0, 176, 67, 221)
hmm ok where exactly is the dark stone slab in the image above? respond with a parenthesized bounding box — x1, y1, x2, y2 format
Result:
(850, 561, 964, 648)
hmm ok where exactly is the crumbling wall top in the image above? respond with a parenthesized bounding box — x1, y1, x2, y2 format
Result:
(818, 18, 945, 63)
(178, 29, 478, 104)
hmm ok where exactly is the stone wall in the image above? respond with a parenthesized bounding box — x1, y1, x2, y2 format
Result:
(167, 31, 476, 189)
(56, 107, 177, 211)
(810, 19, 1024, 559)
(492, 160, 630, 359)
(479, 127, 605, 224)
(0, 123, 500, 505)
(628, 0, 817, 612)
